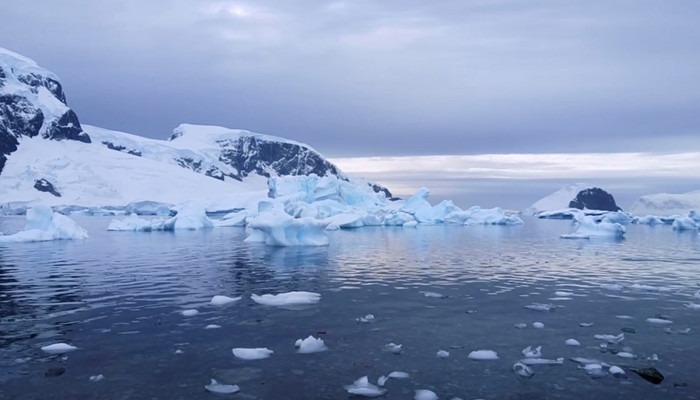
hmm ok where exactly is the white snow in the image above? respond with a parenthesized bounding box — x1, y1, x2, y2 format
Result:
(630, 190, 700, 216)
(468, 350, 499, 360)
(250, 291, 321, 306)
(232, 347, 273, 360)
(525, 183, 591, 215)
(0, 206, 88, 242)
(560, 213, 625, 239)
(295, 335, 328, 354)
(205, 379, 240, 394)
(344, 376, 387, 397)
(211, 295, 242, 306)
(41, 343, 78, 354)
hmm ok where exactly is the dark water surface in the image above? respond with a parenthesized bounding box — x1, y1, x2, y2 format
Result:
(1, 216, 699, 400)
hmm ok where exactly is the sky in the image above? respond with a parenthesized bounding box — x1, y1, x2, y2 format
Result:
(1, 0, 699, 208)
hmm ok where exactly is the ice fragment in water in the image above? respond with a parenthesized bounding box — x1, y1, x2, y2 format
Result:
(89, 374, 104, 382)
(357, 314, 375, 323)
(609, 366, 625, 376)
(437, 350, 450, 358)
(295, 335, 327, 354)
(532, 322, 544, 328)
(205, 324, 221, 329)
(583, 364, 607, 378)
(522, 345, 542, 358)
(646, 317, 673, 325)
(524, 303, 555, 312)
(415, 389, 438, 400)
(378, 371, 409, 387)
(205, 379, 240, 394)
(514, 323, 527, 329)
(684, 303, 700, 310)
(519, 357, 564, 365)
(343, 376, 387, 397)
(423, 291, 446, 298)
(468, 350, 499, 360)
(565, 338, 581, 346)
(181, 309, 199, 317)
(512, 362, 535, 378)
(251, 291, 320, 306)
(41, 343, 78, 354)
(579, 322, 594, 327)
(211, 295, 241, 306)
(594, 333, 624, 343)
(232, 347, 273, 360)
(384, 343, 402, 354)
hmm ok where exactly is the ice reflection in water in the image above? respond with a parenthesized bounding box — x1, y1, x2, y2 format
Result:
(0, 216, 698, 399)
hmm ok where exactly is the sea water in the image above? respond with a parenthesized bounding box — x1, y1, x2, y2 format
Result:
(0, 216, 698, 399)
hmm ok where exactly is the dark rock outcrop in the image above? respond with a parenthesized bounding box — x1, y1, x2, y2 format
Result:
(569, 187, 621, 211)
(33, 178, 61, 197)
(102, 141, 142, 156)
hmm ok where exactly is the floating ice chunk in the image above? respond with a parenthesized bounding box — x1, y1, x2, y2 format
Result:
(357, 314, 375, 323)
(344, 376, 387, 397)
(672, 216, 698, 231)
(554, 291, 574, 297)
(295, 335, 327, 354)
(594, 333, 624, 343)
(171, 205, 214, 230)
(388, 371, 409, 379)
(205, 379, 240, 394)
(181, 309, 199, 317)
(245, 202, 329, 246)
(571, 357, 608, 366)
(532, 322, 544, 329)
(251, 291, 320, 307)
(205, 324, 221, 329)
(565, 339, 581, 346)
(646, 317, 673, 325)
(561, 213, 625, 239)
(468, 350, 499, 360)
(41, 343, 78, 354)
(616, 315, 634, 319)
(616, 352, 635, 358)
(0, 206, 89, 243)
(584, 363, 606, 378)
(524, 303, 555, 312)
(89, 374, 104, 382)
(579, 322, 594, 327)
(512, 362, 535, 378)
(522, 345, 542, 358)
(437, 350, 450, 358)
(211, 295, 242, 306)
(232, 347, 273, 360)
(519, 357, 564, 365)
(403, 220, 418, 228)
(423, 291, 446, 298)
(514, 323, 528, 329)
(384, 343, 402, 354)
(633, 215, 664, 225)
(174, 349, 184, 354)
(214, 210, 247, 227)
(609, 366, 625, 376)
(664, 327, 691, 334)
(415, 389, 438, 400)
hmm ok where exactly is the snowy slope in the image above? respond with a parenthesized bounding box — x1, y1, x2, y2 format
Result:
(629, 191, 700, 216)
(524, 183, 591, 215)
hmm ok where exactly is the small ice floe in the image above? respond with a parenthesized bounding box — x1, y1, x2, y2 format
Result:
(594, 333, 624, 344)
(646, 317, 673, 325)
(468, 350, 499, 360)
(522, 345, 542, 358)
(232, 347, 274, 360)
(174, 349, 184, 354)
(514, 323, 528, 329)
(251, 291, 321, 307)
(205, 324, 221, 329)
(377, 371, 409, 386)
(664, 327, 691, 335)
(519, 357, 564, 365)
(357, 314, 375, 323)
(344, 376, 387, 397)
(205, 379, 240, 394)
(616, 315, 634, 320)
(583, 363, 607, 378)
(384, 343, 402, 354)
(89, 374, 104, 382)
(437, 350, 450, 358)
(579, 322, 594, 327)
(616, 351, 636, 359)
(211, 295, 242, 306)
(512, 361, 535, 378)
(570, 357, 609, 367)
(423, 291, 446, 298)
(685, 303, 700, 310)
(532, 322, 544, 329)
(181, 309, 199, 317)
(609, 366, 626, 377)
(295, 335, 327, 354)
(41, 343, 78, 354)
(415, 389, 438, 400)
(560, 214, 625, 239)
(555, 291, 574, 297)
(601, 283, 624, 291)
(524, 303, 555, 312)
(565, 339, 581, 346)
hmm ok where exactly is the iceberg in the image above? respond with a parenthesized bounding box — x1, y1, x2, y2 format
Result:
(250, 291, 321, 306)
(245, 200, 330, 246)
(211, 295, 242, 306)
(672, 216, 698, 231)
(560, 213, 625, 239)
(171, 204, 214, 230)
(630, 191, 700, 216)
(232, 347, 273, 360)
(343, 376, 387, 398)
(295, 335, 328, 354)
(107, 214, 174, 231)
(468, 349, 499, 360)
(0, 206, 88, 243)
(41, 343, 78, 354)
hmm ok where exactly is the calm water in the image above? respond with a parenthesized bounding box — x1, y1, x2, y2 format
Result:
(1, 216, 699, 400)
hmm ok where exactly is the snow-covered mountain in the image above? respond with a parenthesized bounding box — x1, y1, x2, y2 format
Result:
(0, 46, 383, 212)
(524, 183, 591, 215)
(629, 191, 700, 216)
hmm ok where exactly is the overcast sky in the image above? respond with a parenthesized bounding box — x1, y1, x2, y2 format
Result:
(2, 0, 700, 158)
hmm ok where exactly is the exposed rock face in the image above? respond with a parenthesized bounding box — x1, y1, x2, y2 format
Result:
(33, 178, 61, 197)
(0, 47, 90, 174)
(569, 187, 621, 211)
